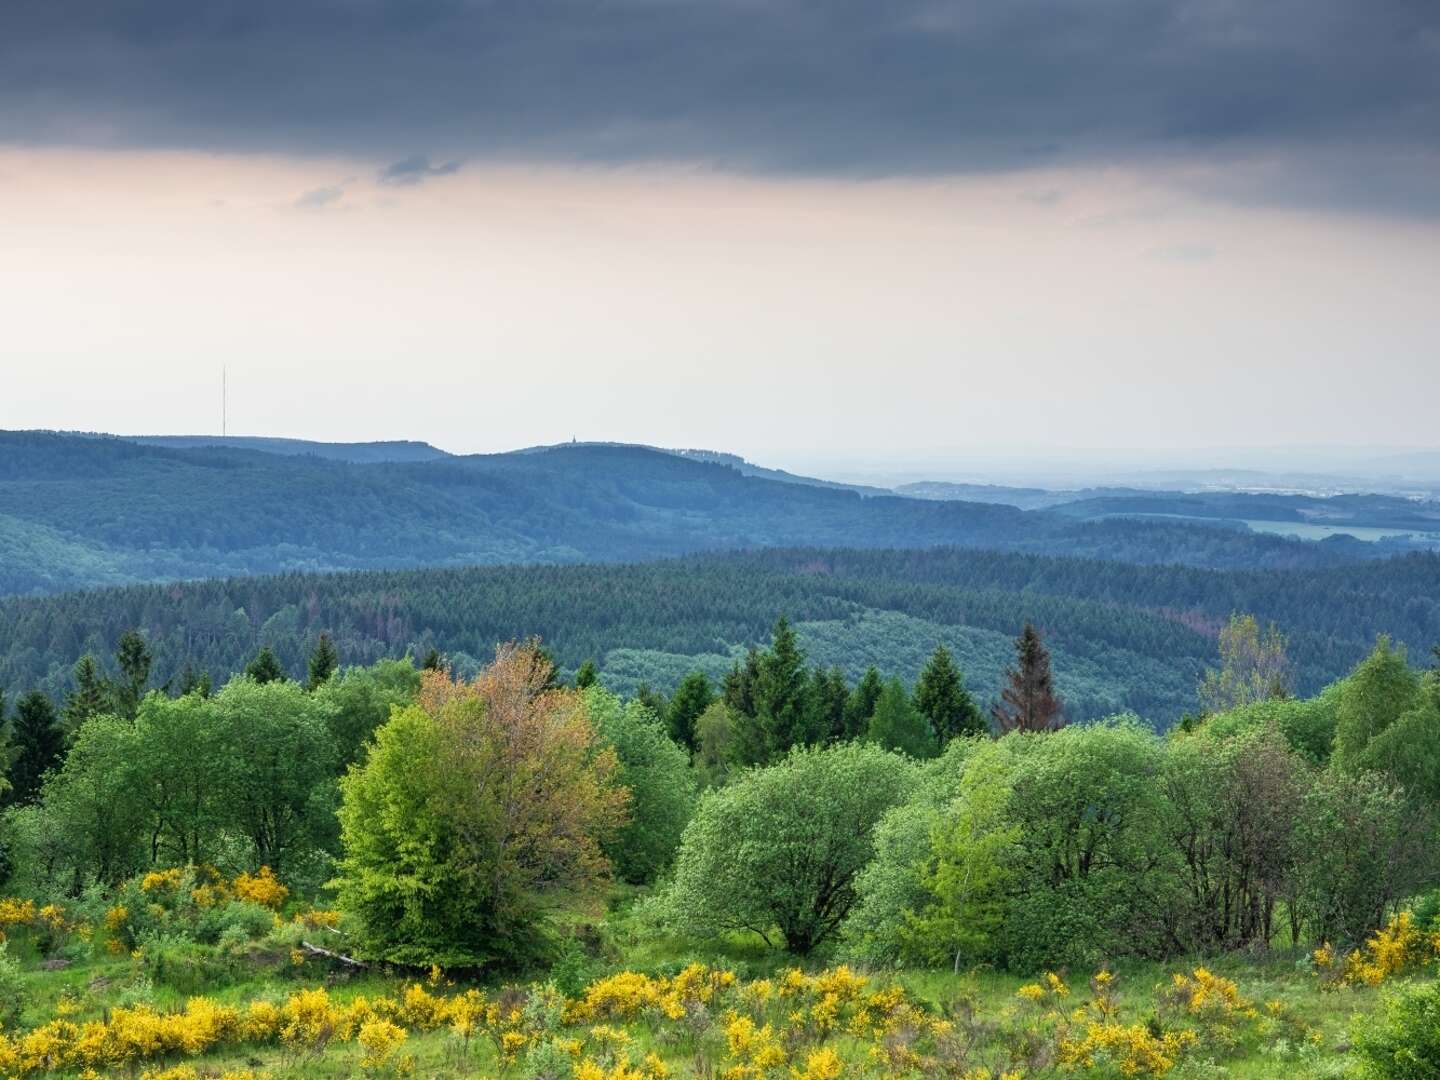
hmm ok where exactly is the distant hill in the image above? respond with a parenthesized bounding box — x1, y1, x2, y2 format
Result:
(122, 434, 451, 463)
(0, 430, 1377, 596)
(3, 546, 1436, 727)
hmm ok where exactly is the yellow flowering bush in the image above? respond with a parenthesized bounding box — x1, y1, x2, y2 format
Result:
(1313, 911, 1440, 989)
(232, 867, 289, 911)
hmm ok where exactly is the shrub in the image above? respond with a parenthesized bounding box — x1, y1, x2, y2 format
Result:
(0, 943, 24, 1029)
(1353, 978, 1440, 1080)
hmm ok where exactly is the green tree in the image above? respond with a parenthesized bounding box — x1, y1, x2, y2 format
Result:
(665, 671, 715, 752)
(867, 678, 937, 759)
(114, 630, 153, 720)
(914, 646, 984, 745)
(587, 688, 697, 883)
(176, 663, 212, 698)
(807, 666, 850, 742)
(7, 691, 64, 806)
(574, 659, 599, 690)
(663, 741, 916, 954)
(993, 623, 1064, 733)
(734, 617, 817, 765)
(904, 765, 1018, 972)
(245, 645, 287, 684)
(334, 645, 627, 967)
(692, 701, 735, 788)
(306, 632, 340, 690)
(420, 647, 445, 672)
(1199, 613, 1292, 714)
(844, 667, 884, 740)
(1333, 636, 1420, 768)
(312, 657, 421, 770)
(63, 654, 114, 733)
(722, 648, 761, 719)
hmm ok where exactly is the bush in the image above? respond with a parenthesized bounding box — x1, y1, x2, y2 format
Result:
(1353, 978, 1440, 1080)
(663, 741, 917, 954)
(0, 943, 25, 1029)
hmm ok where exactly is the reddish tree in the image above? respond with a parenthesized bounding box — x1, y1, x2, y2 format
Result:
(992, 623, 1064, 733)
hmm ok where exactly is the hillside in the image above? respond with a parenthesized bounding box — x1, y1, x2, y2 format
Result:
(0, 431, 1375, 596)
(5, 546, 1436, 726)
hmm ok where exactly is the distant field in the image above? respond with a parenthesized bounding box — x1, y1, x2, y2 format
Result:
(1242, 518, 1440, 543)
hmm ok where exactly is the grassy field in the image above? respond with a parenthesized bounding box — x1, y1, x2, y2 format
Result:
(0, 888, 1415, 1080)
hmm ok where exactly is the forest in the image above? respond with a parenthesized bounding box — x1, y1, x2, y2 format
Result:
(0, 431, 1388, 597)
(0, 615, 1435, 1080)
(2, 545, 1437, 725)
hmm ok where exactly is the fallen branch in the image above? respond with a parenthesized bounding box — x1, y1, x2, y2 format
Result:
(300, 940, 370, 969)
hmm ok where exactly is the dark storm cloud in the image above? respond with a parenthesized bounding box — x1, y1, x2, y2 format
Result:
(378, 156, 461, 186)
(2, 0, 1437, 209)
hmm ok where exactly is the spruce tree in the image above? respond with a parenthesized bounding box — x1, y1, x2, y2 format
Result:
(665, 671, 715, 751)
(177, 663, 213, 698)
(844, 666, 884, 740)
(307, 633, 340, 690)
(574, 659, 599, 689)
(64, 654, 114, 732)
(114, 629, 152, 719)
(245, 646, 287, 684)
(8, 690, 64, 805)
(420, 647, 445, 672)
(806, 665, 850, 742)
(867, 678, 937, 758)
(914, 645, 984, 745)
(723, 648, 761, 718)
(992, 623, 1064, 733)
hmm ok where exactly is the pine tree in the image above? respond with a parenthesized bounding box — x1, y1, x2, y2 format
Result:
(806, 665, 850, 742)
(420, 647, 445, 672)
(7, 690, 64, 805)
(177, 663, 212, 697)
(245, 646, 287, 684)
(633, 682, 668, 718)
(844, 666, 884, 740)
(665, 671, 715, 751)
(307, 633, 340, 690)
(914, 645, 984, 745)
(992, 623, 1064, 733)
(574, 659, 600, 689)
(114, 629, 152, 719)
(722, 648, 762, 718)
(64, 653, 114, 732)
(867, 678, 937, 758)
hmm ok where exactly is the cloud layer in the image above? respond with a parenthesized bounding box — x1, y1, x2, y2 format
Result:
(2, 0, 1437, 210)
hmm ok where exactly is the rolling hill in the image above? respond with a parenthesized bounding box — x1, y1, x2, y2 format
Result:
(0, 431, 1375, 596)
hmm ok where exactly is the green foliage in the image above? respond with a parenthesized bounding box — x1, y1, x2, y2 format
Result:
(867, 678, 937, 758)
(1334, 637, 1420, 767)
(114, 629, 153, 720)
(6, 690, 63, 806)
(307, 632, 340, 690)
(691, 701, 734, 788)
(663, 741, 917, 954)
(844, 667, 884, 740)
(311, 658, 421, 771)
(587, 688, 697, 884)
(1199, 683, 1342, 764)
(913, 645, 984, 744)
(245, 646, 288, 684)
(0, 943, 24, 1030)
(574, 659, 599, 689)
(664, 671, 714, 751)
(63, 654, 113, 733)
(1353, 978, 1440, 1080)
(1199, 613, 1292, 714)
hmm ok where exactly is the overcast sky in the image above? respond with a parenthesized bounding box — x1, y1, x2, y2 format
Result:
(2, 1, 1438, 467)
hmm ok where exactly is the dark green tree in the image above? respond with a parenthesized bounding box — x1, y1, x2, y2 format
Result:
(574, 658, 599, 689)
(867, 678, 937, 758)
(914, 645, 984, 745)
(993, 623, 1064, 733)
(420, 647, 446, 672)
(177, 663, 212, 697)
(755, 616, 818, 757)
(64, 654, 114, 732)
(723, 648, 762, 718)
(245, 646, 287, 685)
(665, 671, 715, 751)
(7, 690, 64, 805)
(114, 630, 152, 719)
(633, 681, 668, 718)
(306, 632, 340, 690)
(844, 667, 884, 740)
(807, 665, 850, 742)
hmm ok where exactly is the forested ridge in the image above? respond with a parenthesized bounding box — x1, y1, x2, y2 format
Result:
(0, 431, 1374, 596)
(4, 546, 1436, 724)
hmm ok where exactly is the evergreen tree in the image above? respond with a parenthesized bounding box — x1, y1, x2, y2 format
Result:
(177, 663, 212, 697)
(7, 690, 64, 805)
(992, 623, 1064, 733)
(665, 671, 715, 751)
(245, 646, 287, 684)
(807, 665, 850, 742)
(64, 653, 114, 732)
(420, 647, 445, 672)
(867, 678, 937, 758)
(723, 648, 762, 718)
(633, 682, 667, 718)
(756, 616, 818, 755)
(114, 630, 152, 719)
(844, 667, 884, 740)
(307, 632, 340, 690)
(914, 645, 984, 745)
(574, 658, 599, 689)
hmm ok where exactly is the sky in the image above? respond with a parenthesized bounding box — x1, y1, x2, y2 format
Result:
(2, 0, 1438, 469)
